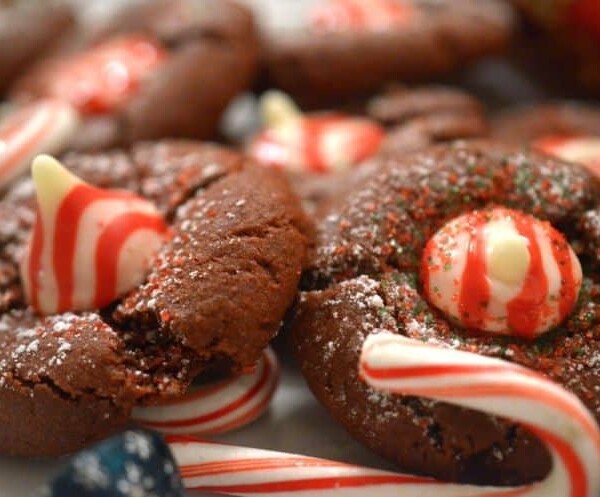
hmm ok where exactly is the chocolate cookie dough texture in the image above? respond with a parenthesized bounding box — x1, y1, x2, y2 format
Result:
(291, 141, 600, 485)
(0, 141, 308, 456)
(247, 0, 515, 105)
(9, 0, 260, 150)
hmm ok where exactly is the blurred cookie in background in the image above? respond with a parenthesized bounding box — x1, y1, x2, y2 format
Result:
(241, 0, 515, 106)
(0, 2, 75, 96)
(8, 0, 259, 151)
(510, 0, 600, 96)
(247, 85, 489, 210)
(493, 102, 600, 177)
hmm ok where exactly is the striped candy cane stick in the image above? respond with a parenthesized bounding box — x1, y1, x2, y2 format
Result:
(134, 347, 280, 437)
(0, 99, 79, 190)
(167, 332, 600, 497)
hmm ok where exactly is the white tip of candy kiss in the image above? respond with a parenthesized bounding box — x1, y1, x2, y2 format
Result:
(486, 226, 530, 285)
(30, 154, 81, 213)
(21, 155, 168, 315)
(260, 91, 302, 128)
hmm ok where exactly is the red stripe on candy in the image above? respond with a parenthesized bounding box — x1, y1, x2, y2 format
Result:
(94, 211, 166, 308)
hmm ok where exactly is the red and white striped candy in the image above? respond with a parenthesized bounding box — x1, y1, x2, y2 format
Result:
(249, 92, 384, 174)
(421, 207, 582, 338)
(20, 155, 168, 315)
(533, 135, 600, 177)
(19, 34, 167, 115)
(133, 347, 280, 437)
(166, 333, 600, 497)
(0, 99, 79, 190)
(311, 0, 413, 32)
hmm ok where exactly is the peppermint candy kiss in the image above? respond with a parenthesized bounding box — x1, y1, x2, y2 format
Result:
(165, 334, 600, 497)
(421, 207, 582, 338)
(16, 35, 167, 115)
(20, 155, 168, 315)
(248, 91, 384, 174)
(0, 100, 79, 190)
(534, 135, 600, 177)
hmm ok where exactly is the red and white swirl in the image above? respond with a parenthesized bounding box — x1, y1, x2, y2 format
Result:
(534, 135, 600, 177)
(248, 114, 384, 174)
(20, 156, 168, 315)
(311, 0, 413, 32)
(0, 99, 78, 190)
(16, 35, 167, 115)
(133, 347, 280, 436)
(421, 207, 582, 338)
(165, 333, 600, 497)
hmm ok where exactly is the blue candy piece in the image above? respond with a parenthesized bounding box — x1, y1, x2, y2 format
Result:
(40, 430, 184, 497)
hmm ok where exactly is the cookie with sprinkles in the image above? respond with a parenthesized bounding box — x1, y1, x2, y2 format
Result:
(9, 0, 259, 150)
(245, 0, 515, 105)
(290, 140, 600, 485)
(0, 140, 308, 457)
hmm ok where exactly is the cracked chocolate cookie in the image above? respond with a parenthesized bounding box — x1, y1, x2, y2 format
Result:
(9, 0, 259, 150)
(290, 140, 600, 485)
(0, 140, 308, 457)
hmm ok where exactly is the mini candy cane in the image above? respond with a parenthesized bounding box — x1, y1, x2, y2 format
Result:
(134, 347, 280, 437)
(0, 99, 79, 190)
(167, 332, 600, 497)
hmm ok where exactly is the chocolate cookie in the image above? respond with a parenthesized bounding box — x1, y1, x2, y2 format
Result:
(10, 0, 259, 150)
(0, 2, 75, 95)
(249, 0, 515, 105)
(369, 85, 489, 157)
(290, 140, 600, 485)
(0, 140, 308, 457)
(492, 102, 600, 143)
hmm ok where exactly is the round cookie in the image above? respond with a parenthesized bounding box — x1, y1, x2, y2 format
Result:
(0, 140, 308, 456)
(0, 2, 75, 95)
(9, 0, 259, 151)
(369, 86, 489, 157)
(492, 102, 600, 143)
(247, 0, 515, 105)
(290, 140, 600, 485)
